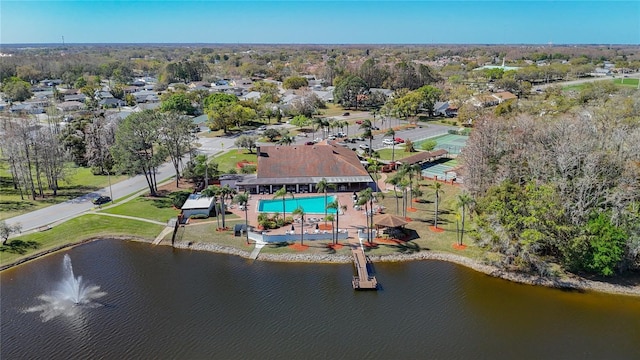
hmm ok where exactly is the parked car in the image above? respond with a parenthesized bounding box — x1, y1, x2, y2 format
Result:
(327, 135, 337, 140)
(382, 138, 395, 145)
(395, 137, 405, 143)
(342, 112, 350, 116)
(305, 141, 316, 145)
(257, 125, 267, 131)
(355, 120, 363, 125)
(337, 132, 347, 138)
(354, 136, 365, 141)
(92, 196, 111, 205)
(359, 143, 370, 150)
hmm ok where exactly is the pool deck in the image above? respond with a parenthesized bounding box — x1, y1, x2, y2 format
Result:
(228, 192, 371, 237)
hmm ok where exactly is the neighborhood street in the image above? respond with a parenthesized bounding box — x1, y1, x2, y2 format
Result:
(5, 162, 179, 232)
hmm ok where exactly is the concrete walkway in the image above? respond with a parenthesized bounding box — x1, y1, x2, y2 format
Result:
(153, 226, 175, 245)
(90, 212, 166, 225)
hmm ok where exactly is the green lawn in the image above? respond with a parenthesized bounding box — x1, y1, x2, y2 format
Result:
(613, 78, 639, 87)
(564, 78, 640, 92)
(0, 162, 128, 220)
(100, 196, 183, 223)
(214, 150, 258, 173)
(366, 180, 483, 259)
(374, 148, 413, 161)
(0, 214, 164, 267)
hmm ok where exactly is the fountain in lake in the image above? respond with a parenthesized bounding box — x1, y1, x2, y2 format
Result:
(24, 254, 106, 322)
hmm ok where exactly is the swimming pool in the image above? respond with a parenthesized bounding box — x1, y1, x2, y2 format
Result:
(258, 195, 337, 214)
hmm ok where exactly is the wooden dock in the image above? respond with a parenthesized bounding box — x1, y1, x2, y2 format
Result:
(351, 246, 378, 290)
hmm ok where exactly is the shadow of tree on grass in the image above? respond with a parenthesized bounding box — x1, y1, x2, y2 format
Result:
(1, 240, 40, 255)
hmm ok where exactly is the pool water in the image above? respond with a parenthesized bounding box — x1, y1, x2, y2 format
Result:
(258, 195, 337, 214)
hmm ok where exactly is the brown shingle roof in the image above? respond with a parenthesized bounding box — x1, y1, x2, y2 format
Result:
(257, 143, 369, 179)
(396, 149, 448, 165)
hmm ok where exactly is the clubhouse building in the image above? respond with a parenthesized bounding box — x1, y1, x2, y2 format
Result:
(232, 142, 374, 194)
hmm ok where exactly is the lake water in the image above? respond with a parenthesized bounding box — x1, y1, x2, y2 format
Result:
(1, 240, 639, 359)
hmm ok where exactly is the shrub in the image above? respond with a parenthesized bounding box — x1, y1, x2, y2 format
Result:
(189, 214, 208, 219)
(170, 191, 192, 208)
(240, 165, 256, 174)
(421, 140, 437, 151)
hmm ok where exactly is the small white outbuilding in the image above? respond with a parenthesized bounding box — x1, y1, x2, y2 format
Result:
(181, 194, 215, 219)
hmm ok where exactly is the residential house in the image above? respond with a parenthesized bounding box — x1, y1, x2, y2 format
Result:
(10, 103, 45, 114)
(57, 101, 86, 112)
(131, 90, 159, 103)
(240, 91, 261, 101)
(433, 101, 458, 117)
(369, 88, 394, 98)
(64, 94, 87, 102)
(312, 90, 333, 103)
(471, 91, 517, 107)
(230, 79, 253, 88)
(591, 68, 611, 77)
(99, 98, 126, 108)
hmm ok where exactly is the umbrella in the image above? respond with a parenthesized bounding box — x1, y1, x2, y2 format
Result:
(373, 214, 408, 228)
(315, 223, 319, 230)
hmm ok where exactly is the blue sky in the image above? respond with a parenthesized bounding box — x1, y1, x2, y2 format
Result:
(1, 1, 638, 44)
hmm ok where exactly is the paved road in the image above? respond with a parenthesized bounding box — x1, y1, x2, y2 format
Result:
(5, 161, 179, 232)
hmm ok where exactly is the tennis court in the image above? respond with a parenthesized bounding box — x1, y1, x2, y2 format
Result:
(414, 134, 468, 155)
(421, 158, 459, 181)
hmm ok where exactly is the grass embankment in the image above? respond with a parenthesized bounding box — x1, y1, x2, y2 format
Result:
(0, 214, 164, 267)
(100, 196, 182, 223)
(0, 162, 127, 220)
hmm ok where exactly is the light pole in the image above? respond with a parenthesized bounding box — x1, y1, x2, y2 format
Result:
(108, 171, 114, 203)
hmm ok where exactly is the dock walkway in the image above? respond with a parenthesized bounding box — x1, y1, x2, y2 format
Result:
(351, 246, 378, 290)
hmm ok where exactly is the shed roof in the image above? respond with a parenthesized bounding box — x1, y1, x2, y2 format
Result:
(181, 194, 214, 210)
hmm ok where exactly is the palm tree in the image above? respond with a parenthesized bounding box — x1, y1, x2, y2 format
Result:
(356, 188, 373, 244)
(359, 119, 373, 156)
(327, 199, 347, 245)
(233, 192, 250, 244)
(316, 178, 334, 226)
(312, 117, 322, 140)
(385, 174, 401, 215)
(277, 134, 294, 146)
(399, 178, 409, 218)
(385, 128, 396, 163)
(457, 192, 474, 245)
(341, 120, 350, 137)
(273, 185, 294, 221)
(432, 181, 444, 229)
(407, 164, 422, 205)
(201, 185, 220, 229)
(219, 185, 235, 229)
(318, 118, 330, 139)
(367, 161, 382, 193)
(292, 206, 306, 246)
